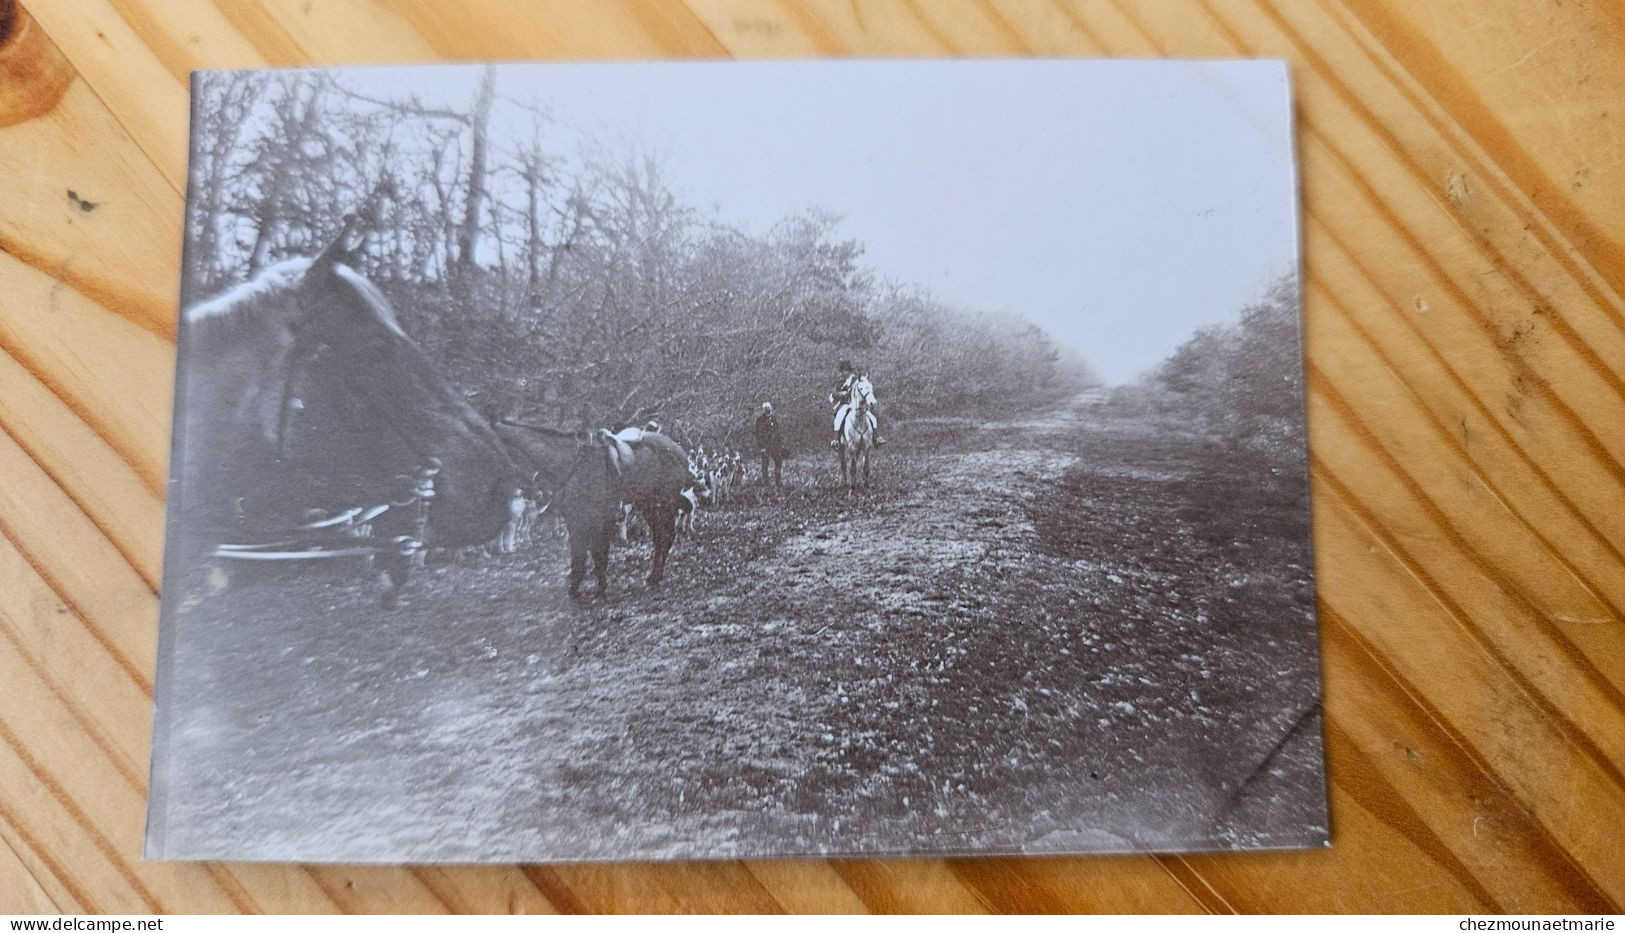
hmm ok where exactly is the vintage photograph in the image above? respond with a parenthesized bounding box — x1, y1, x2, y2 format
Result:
(147, 59, 1326, 862)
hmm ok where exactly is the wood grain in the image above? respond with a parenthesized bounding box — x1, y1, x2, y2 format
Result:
(0, 0, 1620, 914)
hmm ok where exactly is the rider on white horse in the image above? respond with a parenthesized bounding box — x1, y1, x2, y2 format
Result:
(829, 360, 885, 448)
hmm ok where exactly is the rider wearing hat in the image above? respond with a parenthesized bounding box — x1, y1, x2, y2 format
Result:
(829, 360, 884, 448)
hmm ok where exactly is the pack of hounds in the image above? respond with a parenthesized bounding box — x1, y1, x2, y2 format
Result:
(618, 434, 745, 544)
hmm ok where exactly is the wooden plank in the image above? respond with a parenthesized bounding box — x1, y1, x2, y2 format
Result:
(301, 867, 457, 915)
(1336, 0, 1625, 300)
(826, 860, 994, 914)
(742, 860, 871, 914)
(0, 61, 182, 338)
(411, 867, 563, 915)
(0, 826, 63, 914)
(524, 862, 792, 913)
(1309, 478, 1625, 902)
(948, 855, 1209, 914)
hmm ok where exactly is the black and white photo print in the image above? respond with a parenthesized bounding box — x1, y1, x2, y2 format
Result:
(147, 59, 1327, 862)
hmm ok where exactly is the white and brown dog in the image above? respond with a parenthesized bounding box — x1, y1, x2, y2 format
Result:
(676, 486, 699, 534)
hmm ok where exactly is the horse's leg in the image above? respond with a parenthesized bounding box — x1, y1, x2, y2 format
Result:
(591, 519, 613, 596)
(647, 501, 677, 587)
(566, 525, 588, 601)
(378, 552, 411, 608)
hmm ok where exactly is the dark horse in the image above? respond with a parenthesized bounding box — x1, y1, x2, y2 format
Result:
(172, 228, 524, 605)
(174, 216, 691, 604)
(490, 421, 691, 600)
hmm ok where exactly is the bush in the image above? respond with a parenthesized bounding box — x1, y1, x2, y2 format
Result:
(1149, 274, 1307, 458)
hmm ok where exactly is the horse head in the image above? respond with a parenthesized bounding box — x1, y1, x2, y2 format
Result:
(176, 222, 519, 551)
(851, 374, 875, 410)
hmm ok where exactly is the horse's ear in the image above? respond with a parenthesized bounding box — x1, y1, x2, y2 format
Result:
(308, 177, 392, 275)
(308, 215, 361, 275)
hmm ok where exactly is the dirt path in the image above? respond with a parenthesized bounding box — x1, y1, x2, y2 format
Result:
(155, 390, 1327, 861)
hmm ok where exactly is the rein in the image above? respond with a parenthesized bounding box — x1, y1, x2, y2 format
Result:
(275, 340, 329, 459)
(495, 418, 610, 516)
(212, 461, 440, 563)
(848, 389, 874, 435)
(536, 440, 601, 516)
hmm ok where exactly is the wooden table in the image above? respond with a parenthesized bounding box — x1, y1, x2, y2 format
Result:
(1, 0, 1621, 914)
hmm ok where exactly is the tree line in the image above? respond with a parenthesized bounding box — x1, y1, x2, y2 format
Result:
(183, 67, 1096, 455)
(1120, 272, 1308, 467)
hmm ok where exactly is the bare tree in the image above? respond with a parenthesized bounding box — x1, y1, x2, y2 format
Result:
(184, 72, 262, 297)
(245, 76, 328, 273)
(451, 67, 497, 303)
(182, 66, 1097, 448)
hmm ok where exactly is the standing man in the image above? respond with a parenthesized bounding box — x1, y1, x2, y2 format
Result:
(755, 402, 786, 486)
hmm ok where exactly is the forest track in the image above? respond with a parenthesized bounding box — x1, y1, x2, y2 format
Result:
(156, 389, 1326, 861)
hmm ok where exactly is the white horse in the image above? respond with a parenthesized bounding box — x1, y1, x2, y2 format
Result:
(837, 374, 877, 489)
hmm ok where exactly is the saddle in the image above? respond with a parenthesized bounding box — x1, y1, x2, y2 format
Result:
(837, 407, 878, 434)
(596, 427, 644, 475)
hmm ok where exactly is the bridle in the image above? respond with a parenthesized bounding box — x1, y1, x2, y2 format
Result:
(535, 436, 603, 517)
(850, 380, 874, 421)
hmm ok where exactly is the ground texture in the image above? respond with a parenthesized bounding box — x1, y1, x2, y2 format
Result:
(150, 392, 1328, 862)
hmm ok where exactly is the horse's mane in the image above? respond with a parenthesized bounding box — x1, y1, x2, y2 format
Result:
(495, 418, 580, 440)
(183, 257, 412, 352)
(184, 257, 313, 325)
(330, 262, 406, 338)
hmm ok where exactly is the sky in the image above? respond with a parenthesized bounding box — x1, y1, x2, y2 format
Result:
(340, 60, 1299, 385)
